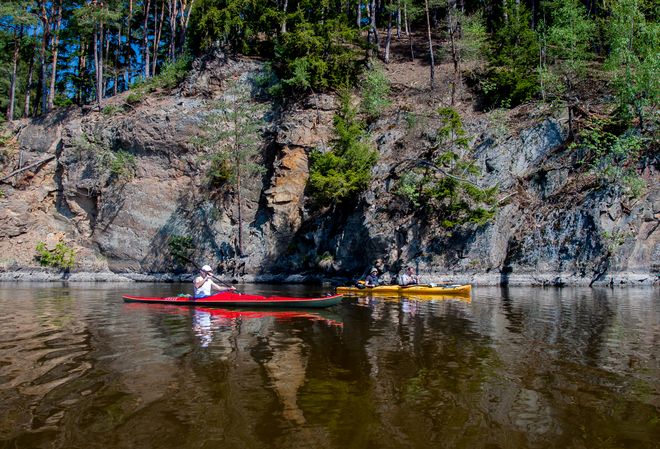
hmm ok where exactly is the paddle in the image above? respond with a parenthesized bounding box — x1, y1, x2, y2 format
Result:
(400, 283, 462, 289)
(178, 254, 238, 292)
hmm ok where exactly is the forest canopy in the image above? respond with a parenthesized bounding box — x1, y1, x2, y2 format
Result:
(0, 0, 657, 127)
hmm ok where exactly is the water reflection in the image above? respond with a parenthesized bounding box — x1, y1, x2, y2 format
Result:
(0, 285, 658, 449)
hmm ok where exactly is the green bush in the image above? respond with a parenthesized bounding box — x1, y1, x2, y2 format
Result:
(206, 152, 234, 187)
(476, 0, 539, 108)
(361, 65, 391, 120)
(153, 55, 192, 89)
(53, 93, 74, 108)
(125, 91, 144, 105)
(35, 242, 75, 270)
(308, 91, 378, 207)
(96, 149, 137, 182)
(571, 118, 647, 198)
(168, 235, 196, 265)
(394, 107, 498, 230)
(102, 104, 125, 116)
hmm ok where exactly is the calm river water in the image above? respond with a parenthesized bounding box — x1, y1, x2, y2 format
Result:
(0, 284, 658, 449)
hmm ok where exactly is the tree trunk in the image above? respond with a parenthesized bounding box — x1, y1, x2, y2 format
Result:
(169, 0, 177, 60)
(103, 22, 109, 97)
(93, 28, 99, 105)
(115, 24, 122, 95)
(404, 2, 413, 60)
(424, 0, 434, 88)
(368, 0, 379, 58)
(180, 0, 196, 49)
(396, 0, 401, 38)
(35, 0, 50, 115)
(47, 0, 63, 111)
(153, 0, 165, 76)
(281, 0, 288, 33)
(77, 36, 86, 105)
(357, 0, 362, 27)
(143, 0, 152, 79)
(126, 0, 133, 85)
(448, 0, 459, 105)
(384, 5, 393, 63)
(7, 27, 23, 122)
(24, 42, 35, 117)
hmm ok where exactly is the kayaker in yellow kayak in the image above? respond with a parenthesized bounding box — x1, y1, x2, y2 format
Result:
(399, 266, 419, 286)
(364, 268, 380, 287)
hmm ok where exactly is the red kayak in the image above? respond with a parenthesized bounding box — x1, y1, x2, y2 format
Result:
(122, 291, 344, 308)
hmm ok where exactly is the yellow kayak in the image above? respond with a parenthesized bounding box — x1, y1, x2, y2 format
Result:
(336, 284, 471, 296)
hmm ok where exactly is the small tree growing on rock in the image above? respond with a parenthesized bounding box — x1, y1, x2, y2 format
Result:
(394, 107, 498, 230)
(192, 80, 265, 257)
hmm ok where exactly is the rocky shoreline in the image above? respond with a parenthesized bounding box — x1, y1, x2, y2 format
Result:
(0, 269, 656, 287)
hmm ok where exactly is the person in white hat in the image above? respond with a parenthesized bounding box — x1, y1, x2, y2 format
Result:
(193, 264, 236, 298)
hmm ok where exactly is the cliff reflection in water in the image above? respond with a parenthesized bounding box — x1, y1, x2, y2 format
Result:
(0, 284, 658, 449)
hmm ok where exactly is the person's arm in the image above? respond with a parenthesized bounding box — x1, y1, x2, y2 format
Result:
(210, 280, 235, 292)
(193, 276, 206, 289)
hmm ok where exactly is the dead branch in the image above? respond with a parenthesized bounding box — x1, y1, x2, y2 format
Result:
(0, 155, 56, 183)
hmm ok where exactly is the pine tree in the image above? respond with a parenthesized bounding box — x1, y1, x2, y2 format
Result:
(606, 0, 658, 129)
(193, 81, 265, 257)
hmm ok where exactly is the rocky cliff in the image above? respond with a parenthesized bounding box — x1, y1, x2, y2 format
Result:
(0, 55, 657, 285)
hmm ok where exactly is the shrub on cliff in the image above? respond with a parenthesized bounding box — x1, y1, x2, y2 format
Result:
(308, 91, 378, 208)
(394, 107, 498, 230)
(35, 242, 75, 270)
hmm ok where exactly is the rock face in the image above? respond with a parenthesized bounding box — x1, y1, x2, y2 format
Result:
(0, 55, 657, 285)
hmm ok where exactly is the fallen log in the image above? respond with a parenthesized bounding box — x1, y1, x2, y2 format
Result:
(0, 155, 56, 183)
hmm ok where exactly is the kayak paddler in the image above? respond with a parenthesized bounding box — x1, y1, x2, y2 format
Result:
(399, 266, 419, 286)
(193, 264, 236, 298)
(364, 268, 380, 287)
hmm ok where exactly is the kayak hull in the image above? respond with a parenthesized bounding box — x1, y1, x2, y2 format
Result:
(122, 292, 344, 308)
(336, 284, 471, 296)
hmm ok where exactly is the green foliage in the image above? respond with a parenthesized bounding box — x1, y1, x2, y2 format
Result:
(546, 0, 595, 75)
(193, 80, 265, 188)
(395, 171, 424, 208)
(605, 0, 659, 128)
(152, 55, 193, 89)
(601, 230, 633, 254)
(168, 235, 196, 265)
(308, 91, 378, 207)
(188, 0, 363, 96)
(125, 91, 144, 105)
(360, 65, 391, 120)
(206, 152, 234, 187)
(478, 1, 539, 108)
(35, 241, 75, 270)
(53, 93, 73, 108)
(538, 0, 595, 102)
(395, 108, 497, 230)
(458, 13, 489, 65)
(102, 104, 124, 116)
(124, 56, 191, 105)
(571, 118, 647, 198)
(274, 17, 363, 95)
(96, 149, 137, 182)
(0, 126, 17, 164)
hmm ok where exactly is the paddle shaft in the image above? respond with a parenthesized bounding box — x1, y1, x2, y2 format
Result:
(180, 255, 237, 291)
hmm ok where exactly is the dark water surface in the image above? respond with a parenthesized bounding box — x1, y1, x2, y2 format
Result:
(0, 284, 658, 449)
